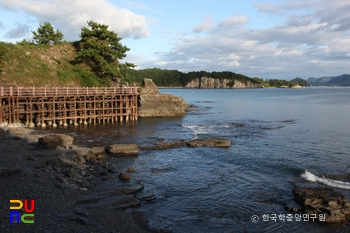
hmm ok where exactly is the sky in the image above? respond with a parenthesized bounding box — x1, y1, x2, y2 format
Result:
(0, 0, 349, 80)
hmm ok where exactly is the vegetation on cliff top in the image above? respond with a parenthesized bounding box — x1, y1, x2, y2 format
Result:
(123, 68, 261, 87)
(32, 22, 64, 45)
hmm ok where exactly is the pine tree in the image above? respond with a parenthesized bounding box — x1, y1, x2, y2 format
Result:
(32, 22, 63, 45)
(75, 21, 135, 80)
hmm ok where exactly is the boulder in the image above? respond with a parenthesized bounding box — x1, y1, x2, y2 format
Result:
(293, 187, 350, 222)
(65, 167, 82, 179)
(187, 138, 232, 148)
(79, 147, 106, 161)
(38, 134, 74, 149)
(127, 167, 135, 173)
(105, 144, 139, 157)
(119, 173, 131, 181)
(89, 147, 105, 156)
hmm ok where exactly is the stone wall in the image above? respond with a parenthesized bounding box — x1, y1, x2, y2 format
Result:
(184, 77, 263, 88)
(138, 79, 188, 117)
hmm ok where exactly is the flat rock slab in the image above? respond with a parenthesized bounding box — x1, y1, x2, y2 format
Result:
(7, 127, 33, 136)
(187, 138, 232, 148)
(105, 144, 139, 157)
(293, 187, 350, 222)
(139, 140, 187, 150)
(139, 138, 232, 150)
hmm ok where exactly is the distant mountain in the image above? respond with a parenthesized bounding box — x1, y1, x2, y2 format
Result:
(307, 74, 350, 86)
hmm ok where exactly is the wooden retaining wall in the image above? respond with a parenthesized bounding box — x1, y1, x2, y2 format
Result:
(0, 86, 138, 128)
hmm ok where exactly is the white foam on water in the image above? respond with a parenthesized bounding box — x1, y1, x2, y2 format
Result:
(182, 124, 231, 139)
(301, 170, 350, 189)
(182, 124, 209, 139)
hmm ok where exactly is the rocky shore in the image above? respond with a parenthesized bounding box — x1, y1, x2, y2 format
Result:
(0, 126, 155, 233)
(0, 124, 232, 232)
(286, 185, 350, 223)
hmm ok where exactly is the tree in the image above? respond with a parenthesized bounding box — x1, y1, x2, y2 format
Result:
(75, 20, 135, 80)
(32, 22, 63, 45)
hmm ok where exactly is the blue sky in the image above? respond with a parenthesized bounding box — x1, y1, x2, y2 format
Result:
(0, 0, 349, 80)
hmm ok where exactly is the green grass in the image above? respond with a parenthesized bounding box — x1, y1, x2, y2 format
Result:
(0, 42, 107, 87)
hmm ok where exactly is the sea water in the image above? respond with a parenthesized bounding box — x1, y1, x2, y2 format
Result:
(41, 87, 350, 233)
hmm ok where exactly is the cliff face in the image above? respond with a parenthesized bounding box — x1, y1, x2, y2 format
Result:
(138, 79, 188, 117)
(184, 77, 262, 88)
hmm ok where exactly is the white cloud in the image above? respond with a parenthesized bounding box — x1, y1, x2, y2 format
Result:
(193, 17, 212, 33)
(147, 1, 350, 79)
(228, 60, 240, 67)
(0, 0, 149, 40)
(274, 49, 303, 56)
(218, 15, 249, 27)
(226, 54, 241, 60)
(255, 1, 316, 15)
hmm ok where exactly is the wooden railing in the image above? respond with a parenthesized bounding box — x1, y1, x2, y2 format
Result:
(0, 86, 138, 97)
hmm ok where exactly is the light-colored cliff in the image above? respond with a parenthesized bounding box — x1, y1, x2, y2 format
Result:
(184, 77, 263, 88)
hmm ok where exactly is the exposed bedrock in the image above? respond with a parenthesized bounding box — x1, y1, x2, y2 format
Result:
(184, 77, 263, 88)
(138, 78, 188, 117)
(291, 187, 350, 223)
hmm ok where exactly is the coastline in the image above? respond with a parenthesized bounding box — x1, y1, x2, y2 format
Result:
(3, 87, 350, 232)
(0, 124, 154, 233)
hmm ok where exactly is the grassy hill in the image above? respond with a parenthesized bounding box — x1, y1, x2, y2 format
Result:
(0, 41, 106, 87)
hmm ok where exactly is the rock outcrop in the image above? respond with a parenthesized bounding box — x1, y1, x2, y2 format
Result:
(292, 187, 350, 223)
(138, 78, 188, 117)
(38, 134, 74, 149)
(184, 77, 263, 88)
(139, 138, 232, 150)
(186, 138, 232, 147)
(106, 144, 139, 157)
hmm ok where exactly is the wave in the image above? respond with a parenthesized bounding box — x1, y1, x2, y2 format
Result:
(182, 124, 231, 139)
(301, 170, 350, 189)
